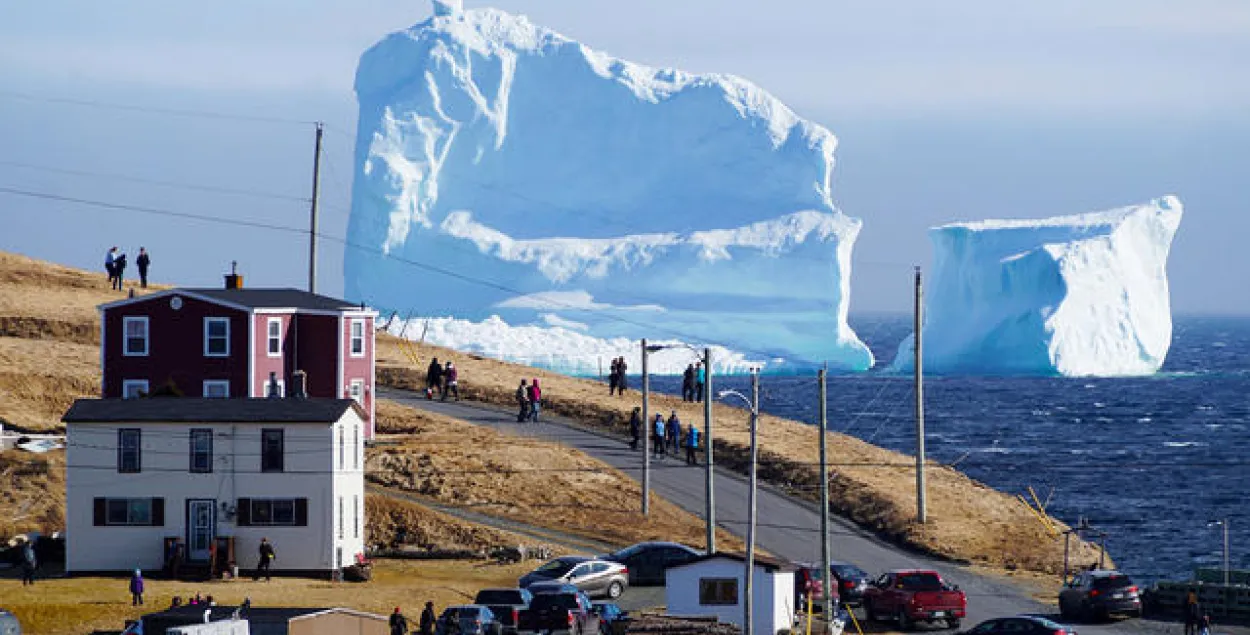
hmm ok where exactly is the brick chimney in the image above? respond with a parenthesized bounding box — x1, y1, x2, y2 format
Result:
(224, 261, 244, 290)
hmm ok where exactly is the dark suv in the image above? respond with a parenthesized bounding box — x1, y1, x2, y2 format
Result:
(1058, 570, 1142, 621)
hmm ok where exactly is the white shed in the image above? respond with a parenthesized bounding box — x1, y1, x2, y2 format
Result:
(665, 553, 796, 635)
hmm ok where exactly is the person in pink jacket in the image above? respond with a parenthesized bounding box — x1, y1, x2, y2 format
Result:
(527, 378, 542, 422)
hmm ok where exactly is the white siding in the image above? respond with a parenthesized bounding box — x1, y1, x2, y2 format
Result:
(665, 558, 795, 635)
(66, 409, 366, 574)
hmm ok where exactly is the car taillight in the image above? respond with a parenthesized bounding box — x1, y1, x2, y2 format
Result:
(1089, 589, 1100, 597)
(842, 580, 854, 589)
(567, 612, 575, 626)
(512, 609, 519, 623)
(621, 567, 628, 575)
(1128, 586, 1138, 594)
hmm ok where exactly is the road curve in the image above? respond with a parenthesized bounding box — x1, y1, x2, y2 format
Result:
(381, 388, 1217, 634)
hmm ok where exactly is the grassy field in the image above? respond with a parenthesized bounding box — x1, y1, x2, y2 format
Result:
(0, 558, 534, 635)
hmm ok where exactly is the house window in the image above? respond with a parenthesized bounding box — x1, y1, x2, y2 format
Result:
(349, 379, 364, 405)
(338, 496, 344, 539)
(261, 429, 284, 472)
(121, 380, 149, 399)
(267, 318, 282, 356)
(699, 578, 739, 606)
(203, 380, 230, 399)
(338, 426, 345, 470)
(204, 317, 230, 357)
(236, 498, 307, 527)
(117, 428, 141, 473)
(349, 319, 365, 357)
(122, 316, 149, 356)
(189, 429, 213, 473)
(353, 495, 360, 538)
(353, 424, 360, 470)
(93, 497, 164, 527)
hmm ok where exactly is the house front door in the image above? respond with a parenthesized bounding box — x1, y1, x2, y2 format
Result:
(186, 499, 216, 563)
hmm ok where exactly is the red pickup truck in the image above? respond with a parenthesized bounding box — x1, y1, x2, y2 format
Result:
(862, 569, 966, 631)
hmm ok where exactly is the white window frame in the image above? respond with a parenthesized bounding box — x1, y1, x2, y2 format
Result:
(266, 317, 283, 357)
(121, 379, 149, 399)
(122, 316, 149, 357)
(204, 317, 230, 357)
(349, 319, 365, 357)
(349, 379, 365, 405)
(203, 380, 230, 399)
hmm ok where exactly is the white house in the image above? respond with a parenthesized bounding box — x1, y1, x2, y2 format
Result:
(665, 553, 796, 635)
(63, 398, 366, 577)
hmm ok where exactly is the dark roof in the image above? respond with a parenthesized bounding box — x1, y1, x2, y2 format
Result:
(183, 288, 364, 311)
(63, 398, 361, 424)
(671, 552, 795, 573)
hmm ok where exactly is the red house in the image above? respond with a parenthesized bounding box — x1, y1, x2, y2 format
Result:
(99, 283, 378, 437)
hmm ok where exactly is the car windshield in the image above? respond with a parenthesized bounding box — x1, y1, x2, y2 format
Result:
(1093, 575, 1134, 589)
(476, 590, 524, 604)
(897, 573, 943, 590)
(532, 595, 579, 611)
(832, 564, 865, 579)
(535, 559, 578, 576)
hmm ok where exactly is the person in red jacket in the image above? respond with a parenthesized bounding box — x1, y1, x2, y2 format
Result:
(527, 378, 542, 422)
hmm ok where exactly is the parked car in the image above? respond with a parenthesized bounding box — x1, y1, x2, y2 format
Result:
(1058, 570, 1142, 621)
(590, 603, 631, 635)
(0, 609, 20, 635)
(473, 588, 533, 635)
(519, 556, 630, 599)
(437, 605, 504, 635)
(526, 581, 581, 595)
(516, 591, 601, 635)
(829, 561, 872, 606)
(602, 541, 702, 586)
(956, 614, 1078, 634)
(793, 563, 841, 612)
(863, 569, 967, 631)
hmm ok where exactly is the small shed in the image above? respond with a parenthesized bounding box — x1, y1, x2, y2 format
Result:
(665, 552, 796, 635)
(287, 608, 388, 635)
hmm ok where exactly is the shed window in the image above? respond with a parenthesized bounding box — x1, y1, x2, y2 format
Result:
(699, 578, 739, 606)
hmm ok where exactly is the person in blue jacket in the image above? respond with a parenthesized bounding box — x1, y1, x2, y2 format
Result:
(652, 414, 666, 458)
(666, 411, 681, 452)
(685, 424, 701, 465)
(694, 362, 706, 402)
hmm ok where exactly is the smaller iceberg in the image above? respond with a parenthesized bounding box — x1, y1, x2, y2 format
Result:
(891, 196, 1183, 376)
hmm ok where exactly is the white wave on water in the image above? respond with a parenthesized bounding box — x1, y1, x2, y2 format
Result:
(1163, 441, 1208, 448)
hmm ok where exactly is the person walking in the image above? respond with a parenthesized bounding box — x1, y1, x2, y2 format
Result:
(685, 423, 700, 465)
(255, 537, 275, 581)
(113, 251, 128, 290)
(608, 358, 620, 395)
(516, 379, 530, 422)
(666, 410, 681, 453)
(1185, 590, 1201, 635)
(425, 358, 443, 400)
(104, 246, 118, 289)
(682, 364, 695, 402)
(616, 357, 628, 395)
(419, 601, 437, 635)
(1199, 614, 1212, 635)
(694, 362, 706, 402)
(527, 378, 542, 422)
(136, 247, 151, 288)
(129, 569, 146, 606)
(390, 607, 410, 635)
(442, 361, 460, 401)
(20, 541, 36, 586)
(628, 407, 642, 450)
(652, 414, 666, 458)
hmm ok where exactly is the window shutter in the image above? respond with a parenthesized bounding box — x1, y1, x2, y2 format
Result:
(94, 498, 106, 526)
(236, 498, 251, 526)
(151, 497, 165, 527)
(294, 498, 308, 527)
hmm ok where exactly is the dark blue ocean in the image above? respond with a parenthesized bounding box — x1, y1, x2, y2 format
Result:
(649, 315, 1250, 585)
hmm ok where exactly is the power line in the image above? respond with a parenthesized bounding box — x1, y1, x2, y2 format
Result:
(0, 90, 317, 126)
(0, 159, 311, 203)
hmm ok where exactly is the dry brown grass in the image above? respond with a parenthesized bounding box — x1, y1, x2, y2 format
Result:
(366, 491, 532, 551)
(375, 336, 1106, 576)
(371, 399, 741, 551)
(0, 337, 98, 433)
(0, 450, 65, 540)
(1, 557, 534, 635)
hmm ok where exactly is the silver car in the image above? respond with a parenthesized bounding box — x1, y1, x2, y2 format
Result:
(519, 556, 630, 599)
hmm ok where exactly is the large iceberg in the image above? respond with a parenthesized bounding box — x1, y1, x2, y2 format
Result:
(891, 197, 1183, 376)
(345, 0, 873, 372)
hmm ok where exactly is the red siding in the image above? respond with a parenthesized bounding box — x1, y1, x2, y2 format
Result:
(341, 316, 374, 435)
(292, 314, 339, 399)
(252, 313, 294, 397)
(103, 294, 249, 398)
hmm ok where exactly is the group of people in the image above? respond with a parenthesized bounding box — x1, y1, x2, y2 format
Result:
(607, 357, 629, 395)
(425, 358, 461, 402)
(389, 601, 438, 635)
(629, 407, 701, 465)
(167, 592, 228, 609)
(516, 378, 542, 422)
(104, 246, 152, 291)
(681, 362, 707, 403)
(1185, 590, 1213, 635)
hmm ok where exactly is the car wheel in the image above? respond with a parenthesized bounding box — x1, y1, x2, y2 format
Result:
(947, 618, 960, 630)
(607, 581, 624, 599)
(863, 600, 877, 622)
(897, 610, 913, 631)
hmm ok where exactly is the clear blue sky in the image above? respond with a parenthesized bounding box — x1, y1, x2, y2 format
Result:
(1, 0, 1246, 313)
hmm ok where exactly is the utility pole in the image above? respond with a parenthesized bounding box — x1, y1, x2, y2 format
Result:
(744, 368, 760, 635)
(307, 121, 324, 294)
(704, 347, 715, 554)
(914, 266, 928, 524)
(818, 366, 832, 628)
(641, 339, 650, 517)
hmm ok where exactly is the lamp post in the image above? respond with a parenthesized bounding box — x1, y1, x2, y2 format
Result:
(718, 369, 759, 635)
(1209, 519, 1230, 585)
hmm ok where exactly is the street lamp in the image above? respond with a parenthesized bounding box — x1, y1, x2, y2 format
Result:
(718, 369, 759, 635)
(1208, 519, 1230, 586)
(644, 342, 716, 553)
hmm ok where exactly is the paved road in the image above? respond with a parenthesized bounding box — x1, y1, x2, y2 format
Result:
(382, 389, 1225, 634)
